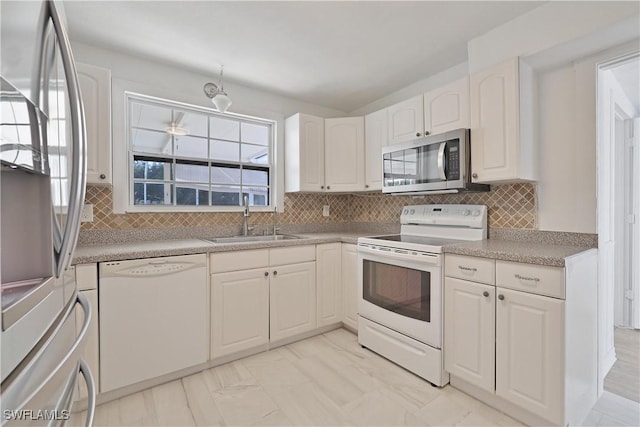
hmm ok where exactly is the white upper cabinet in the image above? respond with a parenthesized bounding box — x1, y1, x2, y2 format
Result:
(77, 63, 112, 186)
(470, 58, 537, 184)
(285, 113, 325, 192)
(387, 95, 425, 144)
(424, 77, 470, 136)
(324, 117, 365, 192)
(364, 108, 387, 191)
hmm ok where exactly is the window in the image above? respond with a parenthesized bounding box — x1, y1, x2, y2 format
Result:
(127, 95, 273, 209)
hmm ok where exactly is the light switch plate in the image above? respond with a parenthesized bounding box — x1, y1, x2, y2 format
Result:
(81, 204, 94, 222)
(322, 205, 330, 217)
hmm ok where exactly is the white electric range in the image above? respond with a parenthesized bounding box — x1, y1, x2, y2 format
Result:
(357, 204, 487, 386)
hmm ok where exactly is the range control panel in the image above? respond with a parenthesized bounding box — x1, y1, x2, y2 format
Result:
(400, 204, 487, 228)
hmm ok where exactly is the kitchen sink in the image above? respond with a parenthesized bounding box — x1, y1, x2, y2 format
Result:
(203, 234, 304, 244)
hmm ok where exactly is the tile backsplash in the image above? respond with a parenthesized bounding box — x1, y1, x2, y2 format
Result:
(81, 183, 536, 231)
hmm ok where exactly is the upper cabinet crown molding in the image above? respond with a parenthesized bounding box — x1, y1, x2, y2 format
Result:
(77, 63, 112, 186)
(470, 58, 537, 184)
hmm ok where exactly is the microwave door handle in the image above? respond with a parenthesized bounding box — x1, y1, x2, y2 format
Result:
(49, 1, 87, 276)
(437, 142, 447, 180)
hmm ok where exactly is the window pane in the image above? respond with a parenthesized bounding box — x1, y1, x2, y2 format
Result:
(134, 182, 173, 205)
(210, 116, 239, 141)
(176, 161, 209, 182)
(244, 186, 269, 206)
(242, 168, 268, 186)
(211, 185, 240, 206)
(241, 144, 269, 164)
(178, 110, 207, 137)
(211, 166, 240, 185)
(176, 184, 209, 205)
(174, 135, 208, 159)
(210, 140, 239, 162)
(132, 128, 172, 155)
(241, 122, 269, 146)
(134, 157, 173, 180)
(131, 102, 171, 131)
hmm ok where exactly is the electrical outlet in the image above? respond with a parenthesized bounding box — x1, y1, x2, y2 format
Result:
(322, 205, 330, 217)
(81, 204, 94, 223)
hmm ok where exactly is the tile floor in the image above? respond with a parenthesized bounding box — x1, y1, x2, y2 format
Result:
(78, 329, 639, 426)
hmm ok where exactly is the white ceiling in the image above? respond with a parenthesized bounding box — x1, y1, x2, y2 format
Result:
(63, 1, 544, 112)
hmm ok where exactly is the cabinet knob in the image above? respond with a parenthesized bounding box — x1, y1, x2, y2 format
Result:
(321, 185, 324, 189)
(483, 291, 489, 297)
(100, 174, 106, 179)
(472, 173, 478, 179)
(416, 132, 421, 137)
(365, 184, 369, 188)
(264, 271, 269, 277)
(273, 270, 278, 276)
(326, 186, 330, 190)
(498, 294, 505, 301)
(424, 131, 430, 136)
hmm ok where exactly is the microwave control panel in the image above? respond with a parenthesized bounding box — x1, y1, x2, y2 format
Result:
(447, 140, 460, 180)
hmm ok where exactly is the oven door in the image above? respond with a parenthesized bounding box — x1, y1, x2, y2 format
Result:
(357, 245, 442, 348)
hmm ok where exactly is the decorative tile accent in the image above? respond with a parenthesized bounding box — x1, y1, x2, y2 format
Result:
(81, 183, 537, 232)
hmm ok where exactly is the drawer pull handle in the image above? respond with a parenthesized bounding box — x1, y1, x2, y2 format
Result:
(458, 266, 478, 272)
(515, 274, 540, 282)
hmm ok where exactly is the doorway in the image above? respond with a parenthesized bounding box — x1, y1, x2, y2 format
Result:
(597, 52, 640, 404)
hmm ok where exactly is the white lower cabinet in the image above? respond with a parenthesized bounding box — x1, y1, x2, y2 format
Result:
(444, 253, 598, 426)
(341, 243, 358, 330)
(270, 262, 317, 342)
(210, 246, 317, 355)
(316, 243, 342, 327)
(444, 277, 495, 393)
(495, 287, 564, 421)
(211, 268, 269, 359)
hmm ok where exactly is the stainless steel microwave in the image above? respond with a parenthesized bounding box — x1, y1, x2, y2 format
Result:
(382, 128, 489, 195)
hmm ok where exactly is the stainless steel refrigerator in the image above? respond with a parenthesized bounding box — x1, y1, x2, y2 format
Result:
(1, 1, 95, 425)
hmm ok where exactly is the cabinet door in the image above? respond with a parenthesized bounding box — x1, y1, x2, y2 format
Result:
(75, 289, 99, 398)
(444, 277, 495, 392)
(77, 63, 111, 185)
(496, 288, 564, 424)
(469, 58, 519, 183)
(316, 243, 342, 327)
(387, 95, 425, 145)
(424, 77, 469, 135)
(341, 244, 359, 330)
(211, 269, 269, 359)
(324, 117, 365, 192)
(364, 109, 387, 190)
(270, 262, 317, 342)
(285, 113, 325, 192)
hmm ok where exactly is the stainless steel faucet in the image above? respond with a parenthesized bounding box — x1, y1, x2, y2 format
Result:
(242, 195, 253, 236)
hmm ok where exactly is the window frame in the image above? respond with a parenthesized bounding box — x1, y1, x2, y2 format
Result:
(123, 92, 277, 212)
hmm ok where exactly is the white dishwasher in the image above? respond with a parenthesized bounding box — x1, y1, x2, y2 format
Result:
(99, 254, 208, 392)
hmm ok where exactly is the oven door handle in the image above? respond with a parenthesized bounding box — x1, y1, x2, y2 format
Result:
(358, 245, 440, 266)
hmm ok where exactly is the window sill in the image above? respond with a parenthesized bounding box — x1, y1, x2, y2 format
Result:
(124, 205, 278, 214)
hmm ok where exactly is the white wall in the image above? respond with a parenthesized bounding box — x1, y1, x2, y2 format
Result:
(70, 42, 348, 120)
(468, 1, 640, 73)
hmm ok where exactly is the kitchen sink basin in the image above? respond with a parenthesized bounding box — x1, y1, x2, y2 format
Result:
(203, 234, 304, 244)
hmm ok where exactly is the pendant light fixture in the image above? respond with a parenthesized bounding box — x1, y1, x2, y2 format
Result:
(203, 65, 232, 113)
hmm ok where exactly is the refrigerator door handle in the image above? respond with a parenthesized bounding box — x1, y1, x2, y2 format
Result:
(77, 359, 96, 427)
(48, 1, 87, 277)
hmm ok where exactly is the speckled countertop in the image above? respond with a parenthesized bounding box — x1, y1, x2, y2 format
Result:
(72, 232, 372, 264)
(73, 229, 596, 267)
(441, 240, 594, 267)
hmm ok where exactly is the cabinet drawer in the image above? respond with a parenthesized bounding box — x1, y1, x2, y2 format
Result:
(270, 245, 316, 266)
(210, 249, 269, 273)
(496, 261, 565, 299)
(445, 254, 495, 285)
